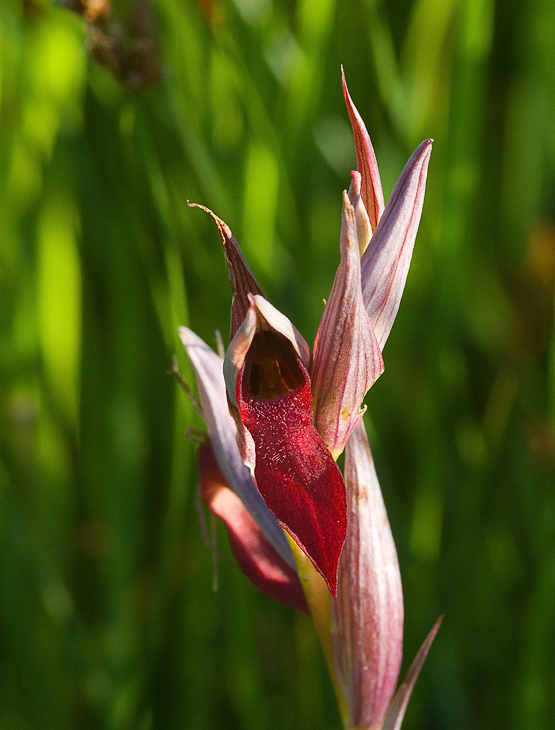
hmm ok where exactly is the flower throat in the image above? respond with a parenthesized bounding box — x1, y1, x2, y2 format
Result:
(246, 330, 302, 401)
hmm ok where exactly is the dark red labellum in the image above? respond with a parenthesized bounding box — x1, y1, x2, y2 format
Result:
(237, 330, 347, 595)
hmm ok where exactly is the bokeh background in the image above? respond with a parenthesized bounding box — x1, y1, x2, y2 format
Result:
(1, 0, 555, 728)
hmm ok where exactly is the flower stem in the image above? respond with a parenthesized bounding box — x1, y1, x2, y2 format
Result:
(286, 536, 349, 727)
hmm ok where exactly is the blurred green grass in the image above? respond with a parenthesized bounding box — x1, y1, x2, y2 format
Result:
(1, 0, 555, 728)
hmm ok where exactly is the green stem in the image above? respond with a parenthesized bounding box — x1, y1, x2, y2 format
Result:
(287, 536, 349, 728)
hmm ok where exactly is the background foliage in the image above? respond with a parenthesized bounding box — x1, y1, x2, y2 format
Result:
(1, 0, 555, 728)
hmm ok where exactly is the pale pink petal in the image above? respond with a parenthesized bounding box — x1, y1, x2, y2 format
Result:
(179, 326, 295, 569)
(342, 68, 385, 232)
(188, 203, 264, 340)
(311, 192, 384, 459)
(331, 419, 404, 729)
(382, 616, 443, 730)
(361, 139, 432, 349)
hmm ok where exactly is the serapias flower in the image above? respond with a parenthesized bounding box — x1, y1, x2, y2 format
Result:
(180, 71, 431, 598)
(179, 70, 439, 730)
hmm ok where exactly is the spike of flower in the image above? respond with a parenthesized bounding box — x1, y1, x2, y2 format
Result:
(182, 75, 433, 645)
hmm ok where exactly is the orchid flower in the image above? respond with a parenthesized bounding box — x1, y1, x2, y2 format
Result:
(179, 70, 439, 729)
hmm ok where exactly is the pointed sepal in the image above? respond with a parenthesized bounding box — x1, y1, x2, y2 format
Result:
(188, 203, 264, 340)
(382, 616, 443, 730)
(342, 67, 385, 233)
(361, 139, 432, 349)
(311, 191, 384, 459)
(198, 441, 309, 613)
